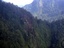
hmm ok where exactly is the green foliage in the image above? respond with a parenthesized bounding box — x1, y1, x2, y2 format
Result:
(0, 1, 64, 48)
(49, 19, 64, 48)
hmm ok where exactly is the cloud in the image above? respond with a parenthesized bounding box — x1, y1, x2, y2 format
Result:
(3, 0, 33, 7)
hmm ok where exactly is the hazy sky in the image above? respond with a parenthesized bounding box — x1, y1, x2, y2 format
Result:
(3, 0, 34, 7)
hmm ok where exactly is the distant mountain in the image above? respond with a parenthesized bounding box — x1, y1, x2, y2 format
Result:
(24, 0, 64, 22)
(0, 1, 64, 48)
(0, 1, 51, 48)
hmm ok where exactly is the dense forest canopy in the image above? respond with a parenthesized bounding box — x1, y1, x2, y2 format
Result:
(0, 0, 64, 48)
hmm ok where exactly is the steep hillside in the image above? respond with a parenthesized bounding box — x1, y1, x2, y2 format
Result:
(0, 1, 51, 48)
(0, 1, 64, 48)
(24, 0, 64, 22)
(50, 19, 64, 48)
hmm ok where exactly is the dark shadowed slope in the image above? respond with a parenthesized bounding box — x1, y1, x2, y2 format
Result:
(0, 1, 51, 48)
(0, 1, 64, 48)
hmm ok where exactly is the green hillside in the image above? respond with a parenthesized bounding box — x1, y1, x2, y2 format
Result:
(0, 1, 64, 48)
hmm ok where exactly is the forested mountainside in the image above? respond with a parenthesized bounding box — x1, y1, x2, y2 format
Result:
(0, 1, 64, 48)
(24, 0, 64, 21)
(0, 1, 51, 48)
(49, 19, 64, 48)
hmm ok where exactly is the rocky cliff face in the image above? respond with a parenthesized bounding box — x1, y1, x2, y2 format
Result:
(24, 0, 64, 22)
